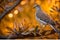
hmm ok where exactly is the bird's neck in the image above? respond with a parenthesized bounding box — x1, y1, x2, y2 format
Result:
(36, 7, 40, 11)
(35, 7, 42, 14)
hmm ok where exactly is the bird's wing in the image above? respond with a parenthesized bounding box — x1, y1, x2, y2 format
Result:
(35, 15, 47, 25)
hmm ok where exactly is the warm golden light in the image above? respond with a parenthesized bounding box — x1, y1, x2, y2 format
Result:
(42, 25, 45, 28)
(49, 8, 54, 12)
(8, 13, 13, 18)
(0, 0, 59, 38)
(14, 10, 19, 15)
(20, 1, 26, 5)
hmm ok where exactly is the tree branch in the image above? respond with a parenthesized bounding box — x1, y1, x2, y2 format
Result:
(0, 0, 22, 21)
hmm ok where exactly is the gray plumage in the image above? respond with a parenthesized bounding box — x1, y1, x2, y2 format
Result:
(34, 4, 58, 32)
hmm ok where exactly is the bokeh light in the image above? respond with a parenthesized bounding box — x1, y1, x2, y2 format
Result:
(14, 10, 19, 15)
(8, 13, 13, 18)
(20, 1, 26, 5)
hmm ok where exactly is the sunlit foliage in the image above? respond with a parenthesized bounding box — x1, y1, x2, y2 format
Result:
(0, 0, 59, 39)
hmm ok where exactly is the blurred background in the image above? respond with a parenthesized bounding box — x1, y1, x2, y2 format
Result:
(0, 0, 60, 39)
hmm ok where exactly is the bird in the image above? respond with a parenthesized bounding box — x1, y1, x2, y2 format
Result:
(33, 3, 59, 33)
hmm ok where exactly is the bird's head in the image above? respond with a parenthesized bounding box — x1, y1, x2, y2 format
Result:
(33, 3, 42, 10)
(33, 3, 40, 8)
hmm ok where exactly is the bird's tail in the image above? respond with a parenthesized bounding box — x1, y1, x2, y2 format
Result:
(49, 24, 60, 34)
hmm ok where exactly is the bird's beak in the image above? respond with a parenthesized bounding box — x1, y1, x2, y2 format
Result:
(33, 3, 38, 8)
(33, 5, 35, 8)
(33, 4, 37, 8)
